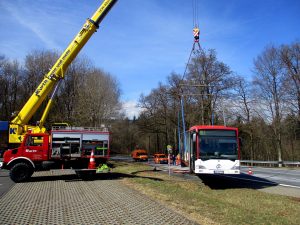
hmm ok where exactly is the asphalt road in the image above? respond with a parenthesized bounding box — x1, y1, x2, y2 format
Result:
(240, 166, 300, 188)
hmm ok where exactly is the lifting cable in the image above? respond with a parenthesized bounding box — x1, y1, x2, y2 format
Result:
(192, 0, 199, 28)
(178, 0, 203, 155)
(181, 0, 203, 81)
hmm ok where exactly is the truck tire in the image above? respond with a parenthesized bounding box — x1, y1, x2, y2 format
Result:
(9, 162, 34, 183)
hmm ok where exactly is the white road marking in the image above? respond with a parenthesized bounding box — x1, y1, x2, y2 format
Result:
(278, 183, 300, 189)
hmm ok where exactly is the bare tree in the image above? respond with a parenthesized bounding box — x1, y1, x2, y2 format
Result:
(232, 76, 255, 162)
(0, 56, 23, 120)
(138, 84, 170, 152)
(253, 45, 287, 166)
(280, 42, 300, 117)
(109, 118, 141, 154)
(23, 50, 58, 97)
(51, 56, 90, 123)
(137, 49, 237, 153)
(22, 50, 58, 123)
(75, 68, 121, 127)
(280, 42, 300, 161)
(185, 49, 234, 125)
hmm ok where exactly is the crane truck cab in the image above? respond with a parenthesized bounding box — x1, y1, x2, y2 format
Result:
(1, 127, 110, 182)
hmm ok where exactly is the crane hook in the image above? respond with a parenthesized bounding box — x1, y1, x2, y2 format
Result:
(193, 27, 200, 43)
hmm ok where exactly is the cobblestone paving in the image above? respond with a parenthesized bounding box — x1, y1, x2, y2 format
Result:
(0, 170, 198, 225)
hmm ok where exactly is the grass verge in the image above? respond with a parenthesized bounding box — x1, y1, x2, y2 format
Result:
(111, 160, 300, 225)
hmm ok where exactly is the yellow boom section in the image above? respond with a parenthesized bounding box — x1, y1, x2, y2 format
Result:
(9, 0, 117, 144)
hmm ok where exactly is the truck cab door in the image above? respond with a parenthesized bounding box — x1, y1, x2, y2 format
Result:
(23, 134, 48, 161)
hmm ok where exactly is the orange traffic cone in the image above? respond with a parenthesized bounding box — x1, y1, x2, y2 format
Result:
(248, 167, 253, 175)
(88, 149, 96, 169)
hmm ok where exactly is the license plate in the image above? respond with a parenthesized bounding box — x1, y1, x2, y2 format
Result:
(214, 170, 224, 174)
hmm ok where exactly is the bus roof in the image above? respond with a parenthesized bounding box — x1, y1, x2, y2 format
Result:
(189, 125, 238, 132)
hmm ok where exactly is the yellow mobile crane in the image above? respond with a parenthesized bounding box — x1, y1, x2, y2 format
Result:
(0, 0, 117, 182)
(1, 0, 117, 147)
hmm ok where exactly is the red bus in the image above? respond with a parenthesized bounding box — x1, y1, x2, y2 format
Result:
(182, 125, 241, 174)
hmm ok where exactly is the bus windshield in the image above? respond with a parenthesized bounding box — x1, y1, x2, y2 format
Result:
(199, 130, 238, 161)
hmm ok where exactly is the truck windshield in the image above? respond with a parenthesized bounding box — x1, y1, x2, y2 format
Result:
(199, 130, 238, 161)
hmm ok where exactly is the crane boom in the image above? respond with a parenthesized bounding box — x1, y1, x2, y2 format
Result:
(8, 0, 117, 144)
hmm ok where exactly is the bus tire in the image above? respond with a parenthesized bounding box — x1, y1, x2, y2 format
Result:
(9, 162, 34, 183)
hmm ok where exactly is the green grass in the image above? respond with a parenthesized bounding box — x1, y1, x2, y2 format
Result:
(111, 161, 300, 225)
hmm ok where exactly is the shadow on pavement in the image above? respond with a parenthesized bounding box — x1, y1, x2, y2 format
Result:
(27, 171, 163, 183)
(0, 169, 15, 197)
(131, 168, 162, 175)
(197, 173, 278, 190)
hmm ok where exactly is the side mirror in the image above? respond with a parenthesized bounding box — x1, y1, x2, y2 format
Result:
(192, 133, 197, 142)
(239, 137, 243, 147)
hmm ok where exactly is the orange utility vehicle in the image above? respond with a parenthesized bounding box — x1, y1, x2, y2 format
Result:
(153, 153, 168, 164)
(131, 149, 148, 161)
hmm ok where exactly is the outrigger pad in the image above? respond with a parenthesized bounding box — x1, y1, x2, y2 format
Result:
(75, 169, 96, 180)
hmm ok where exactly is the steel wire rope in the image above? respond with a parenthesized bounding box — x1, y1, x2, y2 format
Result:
(182, 0, 202, 81)
(178, 0, 201, 156)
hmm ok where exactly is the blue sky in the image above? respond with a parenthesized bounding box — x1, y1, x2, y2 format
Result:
(1, 0, 300, 118)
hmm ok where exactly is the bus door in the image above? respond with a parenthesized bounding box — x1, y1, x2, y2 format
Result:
(190, 131, 197, 172)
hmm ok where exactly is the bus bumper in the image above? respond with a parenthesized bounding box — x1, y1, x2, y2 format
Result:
(195, 159, 240, 175)
(195, 169, 240, 175)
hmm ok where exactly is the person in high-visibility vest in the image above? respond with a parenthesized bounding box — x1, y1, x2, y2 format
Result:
(176, 153, 181, 166)
(193, 27, 200, 43)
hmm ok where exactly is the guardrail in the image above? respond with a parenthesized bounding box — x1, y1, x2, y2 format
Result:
(241, 160, 300, 167)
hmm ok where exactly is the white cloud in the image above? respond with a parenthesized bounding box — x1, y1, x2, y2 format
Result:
(1, 1, 59, 50)
(122, 100, 143, 119)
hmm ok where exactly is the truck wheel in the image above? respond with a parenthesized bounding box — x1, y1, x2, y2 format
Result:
(9, 162, 34, 183)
